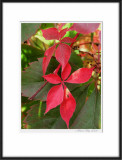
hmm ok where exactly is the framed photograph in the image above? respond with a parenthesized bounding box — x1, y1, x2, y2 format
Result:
(1, 0, 121, 159)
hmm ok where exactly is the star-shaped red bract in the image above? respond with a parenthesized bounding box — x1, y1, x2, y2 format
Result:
(43, 63, 94, 128)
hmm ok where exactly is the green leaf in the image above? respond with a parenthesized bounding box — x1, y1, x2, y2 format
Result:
(23, 102, 67, 129)
(21, 55, 82, 102)
(74, 50, 80, 55)
(62, 23, 73, 30)
(22, 82, 99, 129)
(43, 57, 59, 75)
(21, 44, 44, 70)
(29, 36, 48, 50)
(40, 23, 54, 29)
(71, 89, 101, 129)
(70, 86, 88, 126)
(29, 23, 55, 49)
(34, 30, 54, 47)
(69, 52, 83, 70)
(64, 30, 77, 38)
(22, 82, 54, 101)
(65, 83, 80, 91)
(21, 98, 40, 129)
(21, 23, 41, 42)
(51, 117, 67, 129)
(87, 82, 95, 97)
(21, 58, 58, 101)
(91, 33, 94, 42)
(21, 98, 39, 118)
(94, 91, 101, 129)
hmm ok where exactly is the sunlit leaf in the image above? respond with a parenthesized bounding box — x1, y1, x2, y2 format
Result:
(21, 44, 44, 70)
(41, 23, 54, 29)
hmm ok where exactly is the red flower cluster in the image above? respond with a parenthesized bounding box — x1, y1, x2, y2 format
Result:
(42, 23, 99, 128)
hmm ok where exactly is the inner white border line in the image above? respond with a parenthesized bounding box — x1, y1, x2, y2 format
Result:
(21, 21, 103, 133)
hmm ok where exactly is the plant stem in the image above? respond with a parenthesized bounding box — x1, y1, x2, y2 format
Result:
(70, 33, 80, 47)
(78, 51, 94, 57)
(29, 81, 48, 100)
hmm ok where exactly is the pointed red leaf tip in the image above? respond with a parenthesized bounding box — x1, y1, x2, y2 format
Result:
(61, 63, 71, 80)
(58, 23, 66, 31)
(42, 45, 56, 75)
(61, 37, 75, 43)
(55, 43, 71, 71)
(45, 84, 64, 114)
(43, 73, 61, 84)
(42, 28, 59, 40)
(70, 23, 100, 34)
(53, 64, 61, 74)
(59, 28, 68, 40)
(65, 68, 94, 84)
(60, 85, 76, 128)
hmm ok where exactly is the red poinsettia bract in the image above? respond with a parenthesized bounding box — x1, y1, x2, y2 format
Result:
(42, 28, 76, 75)
(43, 63, 94, 128)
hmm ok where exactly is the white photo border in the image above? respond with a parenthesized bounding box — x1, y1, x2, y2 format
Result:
(2, 2, 120, 158)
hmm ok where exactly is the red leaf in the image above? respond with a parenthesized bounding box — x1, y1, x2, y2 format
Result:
(55, 43, 71, 71)
(61, 63, 71, 80)
(53, 64, 61, 74)
(61, 37, 75, 43)
(58, 23, 66, 31)
(43, 73, 61, 84)
(60, 85, 76, 128)
(42, 45, 56, 75)
(45, 84, 64, 114)
(42, 28, 59, 40)
(59, 28, 68, 40)
(65, 68, 93, 84)
(99, 31, 101, 43)
(70, 23, 100, 34)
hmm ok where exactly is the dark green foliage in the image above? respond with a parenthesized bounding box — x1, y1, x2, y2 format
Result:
(23, 86, 101, 129)
(21, 23, 41, 42)
(71, 89, 101, 129)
